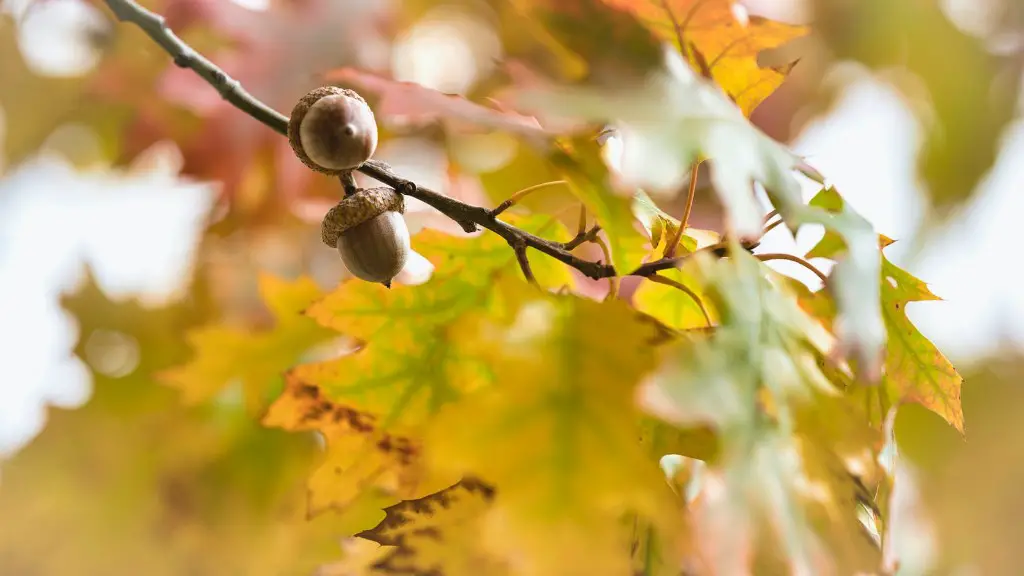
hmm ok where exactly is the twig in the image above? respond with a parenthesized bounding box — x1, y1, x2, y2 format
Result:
(488, 180, 568, 217)
(664, 161, 700, 258)
(576, 204, 587, 237)
(756, 253, 829, 285)
(647, 274, 712, 326)
(512, 242, 536, 284)
(594, 236, 618, 300)
(761, 217, 784, 236)
(98, 0, 778, 285)
(560, 225, 601, 251)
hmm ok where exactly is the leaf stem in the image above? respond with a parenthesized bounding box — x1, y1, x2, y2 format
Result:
(488, 180, 568, 217)
(664, 161, 700, 258)
(756, 253, 829, 285)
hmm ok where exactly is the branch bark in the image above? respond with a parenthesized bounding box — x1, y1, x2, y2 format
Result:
(99, 0, 740, 282)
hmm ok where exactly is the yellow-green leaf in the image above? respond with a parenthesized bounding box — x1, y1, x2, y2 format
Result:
(159, 274, 338, 413)
(346, 479, 508, 575)
(261, 376, 455, 515)
(633, 266, 715, 331)
(426, 294, 681, 575)
(881, 253, 964, 433)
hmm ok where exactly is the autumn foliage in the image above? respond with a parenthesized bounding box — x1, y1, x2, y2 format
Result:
(4, 0, 1021, 574)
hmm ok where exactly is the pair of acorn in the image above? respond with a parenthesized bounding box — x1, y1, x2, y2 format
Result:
(289, 86, 409, 287)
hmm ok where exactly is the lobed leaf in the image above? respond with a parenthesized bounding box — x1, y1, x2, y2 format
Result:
(425, 294, 682, 575)
(641, 249, 882, 572)
(508, 51, 806, 237)
(880, 253, 964, 433)
(323, 67, 548, 141)
(602, 0, 809, 115)
(159, 274, 338, 413)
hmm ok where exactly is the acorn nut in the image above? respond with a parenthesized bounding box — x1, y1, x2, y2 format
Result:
(288, 86, 378, 173)
(321, 187, 409, 287)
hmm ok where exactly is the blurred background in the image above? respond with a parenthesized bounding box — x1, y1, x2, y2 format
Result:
(1, 0, 1022, 573)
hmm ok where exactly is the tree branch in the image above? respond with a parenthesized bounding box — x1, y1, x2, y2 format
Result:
(98, 0, 760, 284)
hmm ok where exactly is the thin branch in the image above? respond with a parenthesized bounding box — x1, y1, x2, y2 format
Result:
(664, 161, 700, 258)
(560, 225, 602, 251)
(647, 274, 712, 326)
(512, 242, 536, 285)
(576, 204, 587, 237)
(98, 0, 747, 285)
(762, 209, 779, 225)
(756, 253, 829, 285)
(593, 236, 619, 300)
(761, 217, 784, 236)
(488, 180, 568, 217)
(102, 0, 290, 136)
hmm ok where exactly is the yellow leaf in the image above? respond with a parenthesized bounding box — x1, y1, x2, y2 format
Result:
(426, 294, 681, 575)
(881, 253, 964, 433)
(347, 479, 509, 575)
(261, 376, 455, 515)
(159, 274, 338, 413)
(269, 219, 569, 514)
(633, 267, 716, 331)
(602, 0, 808, 115)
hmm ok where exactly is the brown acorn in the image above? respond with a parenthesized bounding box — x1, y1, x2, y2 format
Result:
(321, 187, 409, 287)
(288, 86, 378, 174)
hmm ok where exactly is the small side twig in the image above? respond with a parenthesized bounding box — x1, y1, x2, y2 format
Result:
(593, 236, 619, 299)
(489, 180, 568, 217)
(560, 225, 602, 251)
(756, 253, 829, 285)
(665, 161, 700, 258)
(512, 242, 536, 284)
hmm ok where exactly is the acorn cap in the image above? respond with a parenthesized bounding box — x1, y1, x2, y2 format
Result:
(288, 86, 373, 174)
(321, 187, 405, 248)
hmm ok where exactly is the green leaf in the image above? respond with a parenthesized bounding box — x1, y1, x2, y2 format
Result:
(799, 187, 885, 380)
(633, 266, 714, 331)
(510, 55, 806, 238)
(159, 274, 339, 414)
(643, 250, 881, 572)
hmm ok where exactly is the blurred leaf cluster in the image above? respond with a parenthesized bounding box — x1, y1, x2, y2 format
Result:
(1, 0, 1019, 574)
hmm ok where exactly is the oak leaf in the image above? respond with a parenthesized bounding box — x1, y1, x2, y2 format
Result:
(641, 250, 881, 572)
(602, 0, 808, 115)
(880, 253, 964, 433)
(800, 187, 885, 381)
(322, 67, 547, 141)
(261, 376, 453, 516)
(266, 218, 573, 513)
(344, 479, 508, 575)
(509, 52, 807, 237)
(159, 274, 338, 413)
(425, 294, 682, 576)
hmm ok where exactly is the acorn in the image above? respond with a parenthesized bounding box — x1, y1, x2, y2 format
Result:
(321, 187, 410, 287)
(288, 86, 378, 173)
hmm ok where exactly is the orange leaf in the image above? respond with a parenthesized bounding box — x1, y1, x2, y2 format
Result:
(602, 0, 808, 115)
